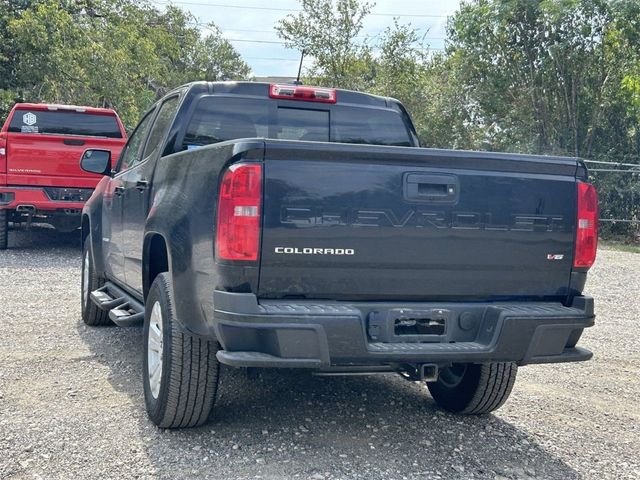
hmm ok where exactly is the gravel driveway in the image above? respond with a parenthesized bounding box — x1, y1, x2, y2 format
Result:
(0, 228, 638, 480)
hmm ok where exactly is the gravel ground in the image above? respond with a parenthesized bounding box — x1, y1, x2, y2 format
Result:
(0, 227, 639, 480)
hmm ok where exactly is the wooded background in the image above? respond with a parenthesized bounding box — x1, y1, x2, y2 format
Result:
(1, 0, 638, 239)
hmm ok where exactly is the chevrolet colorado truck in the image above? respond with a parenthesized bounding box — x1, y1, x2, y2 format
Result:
(0, 103, 126, 248)
(79, 82, 598, 428)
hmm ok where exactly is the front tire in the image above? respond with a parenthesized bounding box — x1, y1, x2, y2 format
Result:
(81, 237, 111, 326)
(143, 273, 220, 428)
(427, 362, 517, 414)
(0, 209, 8, 250)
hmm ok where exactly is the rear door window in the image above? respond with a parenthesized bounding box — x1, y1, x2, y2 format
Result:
(183, 97, 269, 150)
(116, 110, 156, 172)
(8, 109, 122, 138)
(143, 96, 180, 159)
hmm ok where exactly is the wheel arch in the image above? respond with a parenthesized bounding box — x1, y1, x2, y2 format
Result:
(143, 231, 171, 300)
(81, 213, 102, 273)
(81, 214, 90, 246)
(81, 202, 107, 275)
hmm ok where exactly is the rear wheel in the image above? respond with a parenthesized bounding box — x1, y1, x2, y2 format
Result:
(81, 237, 111, 326)
(427, 362, 517, 414)
(143, 273, 220, 428)
(0, 209, 8, 250)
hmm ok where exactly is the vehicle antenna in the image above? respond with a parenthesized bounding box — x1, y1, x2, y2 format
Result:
(294, 49, 305, 85)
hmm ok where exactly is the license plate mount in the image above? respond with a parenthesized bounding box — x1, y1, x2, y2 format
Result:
(367, 308, 450, 343)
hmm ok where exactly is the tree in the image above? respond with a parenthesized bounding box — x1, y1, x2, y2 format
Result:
(446, 0, 621, 156)
(372, 21, 427, 114)
(275, 0, 374, 88)
(275, 3, 465, 146)
(370, 22, 478, 149)
(2, 0, 251, 127)
(446, 0, 640, 237)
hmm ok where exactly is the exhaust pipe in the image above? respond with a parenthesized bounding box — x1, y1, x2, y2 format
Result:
(16, 204, 36, 214)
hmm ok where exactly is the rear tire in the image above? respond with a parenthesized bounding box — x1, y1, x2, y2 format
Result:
(0, 209, 8, 250)
(81, 237, 111, 326)
(427, 362, 517, 414)
(143, 273, 220, 428)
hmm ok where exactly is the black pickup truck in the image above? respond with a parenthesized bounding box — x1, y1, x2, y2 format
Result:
(79, 81, 598, 428)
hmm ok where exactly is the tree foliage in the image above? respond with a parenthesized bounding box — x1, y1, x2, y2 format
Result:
(446, 0, 640, 237)
(0, 0, 638, 238)
(276, 0, 640, 239)
(0, 0, 250, 128)
(275, 0, 375, 88)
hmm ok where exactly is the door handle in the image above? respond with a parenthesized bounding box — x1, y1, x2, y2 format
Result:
(114, 186, 124, 197)
(135, 179, 149, 192)
(404, 173, 459, 204)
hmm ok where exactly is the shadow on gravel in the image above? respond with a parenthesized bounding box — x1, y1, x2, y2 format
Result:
(4, 224, 81, 252)
(77, 319, 581, 479)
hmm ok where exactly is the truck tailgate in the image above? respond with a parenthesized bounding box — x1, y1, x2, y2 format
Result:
(6, 133, 123, 187)
(258, 141, 580, 301)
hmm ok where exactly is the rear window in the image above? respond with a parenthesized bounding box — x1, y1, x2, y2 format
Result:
(8, 109, 122, 138)
(277, 107, 329, 142)
(332, 108, 414, 146)
(182, 96, 412, 150)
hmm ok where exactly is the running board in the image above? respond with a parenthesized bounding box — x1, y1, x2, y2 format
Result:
(216, 351, 322, 369)
(90, 282, 145, 327)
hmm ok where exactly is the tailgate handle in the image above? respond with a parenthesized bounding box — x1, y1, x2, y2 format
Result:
(418, 183, 448, 197)
(63, 139, 85, 146)
(404, 173, 459, 203)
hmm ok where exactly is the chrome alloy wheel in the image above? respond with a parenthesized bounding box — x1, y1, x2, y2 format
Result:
(82, 250, 90, 307)
(147, 301, 164, 399)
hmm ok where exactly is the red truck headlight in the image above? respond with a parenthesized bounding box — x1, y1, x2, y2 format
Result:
(216, 163, 262, 261)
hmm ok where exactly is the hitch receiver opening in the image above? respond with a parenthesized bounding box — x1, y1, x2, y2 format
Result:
(399, 363, 440, 382)
(421, 364, 439, 382)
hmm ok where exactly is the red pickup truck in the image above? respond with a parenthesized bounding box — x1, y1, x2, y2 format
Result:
(0, 103, 127, 248)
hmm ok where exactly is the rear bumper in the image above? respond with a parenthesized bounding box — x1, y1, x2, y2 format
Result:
(212, 291, 595, 370)
(0, 186, 87, 211)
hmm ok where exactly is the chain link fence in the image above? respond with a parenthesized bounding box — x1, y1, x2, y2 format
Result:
(585, 159, 640, 241)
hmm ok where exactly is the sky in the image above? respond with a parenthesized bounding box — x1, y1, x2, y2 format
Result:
(150, 0, 463, 77)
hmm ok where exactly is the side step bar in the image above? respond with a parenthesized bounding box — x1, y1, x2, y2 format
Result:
(90, 282, 144, 327)
(216, 350, 322, 369)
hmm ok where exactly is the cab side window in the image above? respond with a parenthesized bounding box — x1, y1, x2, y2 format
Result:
(116, 109, 155, 172)
(143, 96, 180, 159)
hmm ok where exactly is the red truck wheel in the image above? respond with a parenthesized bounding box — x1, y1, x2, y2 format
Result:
(0, 210, 8, 250)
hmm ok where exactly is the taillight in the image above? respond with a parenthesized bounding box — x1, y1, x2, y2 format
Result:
(574, 182, 598, 268)
(216, 163, 262, 261)
(269, 84, 337, 103)
(0, 132, 6, 174)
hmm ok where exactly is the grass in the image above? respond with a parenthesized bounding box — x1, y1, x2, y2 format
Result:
(600, 242, 640, 254)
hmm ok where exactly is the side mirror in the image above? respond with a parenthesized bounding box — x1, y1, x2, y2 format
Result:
(80, 149, 112, 176)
